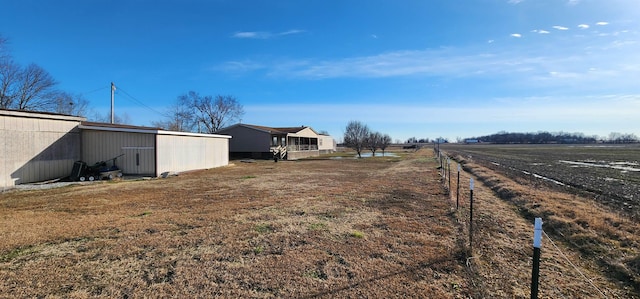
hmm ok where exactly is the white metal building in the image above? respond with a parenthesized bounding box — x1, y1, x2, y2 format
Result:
(80, 122, 231, 176)
(1, 109, 84, 189)
(1, 109, 231, 190)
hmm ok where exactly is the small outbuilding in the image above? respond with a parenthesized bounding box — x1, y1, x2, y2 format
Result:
(80, 122, 231, 177)
(1, 108, 231, 190)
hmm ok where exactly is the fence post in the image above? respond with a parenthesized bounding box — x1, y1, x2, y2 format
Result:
(531, 218, 543, 299)
(448, 158, 451, 191)
(469, 178, 474, 253)
(456, 164, 461, 209)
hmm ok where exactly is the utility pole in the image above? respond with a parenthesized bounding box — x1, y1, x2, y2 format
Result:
(111, 82, 116, 124)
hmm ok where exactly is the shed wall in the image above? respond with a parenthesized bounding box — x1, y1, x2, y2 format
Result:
(1, 112, 81, 189)
(81, 130, 156, 175)
(156, 134, 229, 174)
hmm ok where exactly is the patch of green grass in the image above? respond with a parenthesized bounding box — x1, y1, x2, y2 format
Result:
(253, 246, 264, 254)
(254, 223, 273, 233)
(1, 246, 35, 262)
(350, 230, 365, 239)
(308, 222, 327, 231)
(241, 175, 256, 179)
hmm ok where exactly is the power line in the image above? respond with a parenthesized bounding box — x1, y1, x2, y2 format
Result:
(115, 85, 170, 118)
(79, 86, 110, 96)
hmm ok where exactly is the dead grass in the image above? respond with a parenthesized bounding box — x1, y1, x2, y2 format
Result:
(0, 150, 473, 298)
(447, 151, 640, 298)
(3, 148, 638, 298)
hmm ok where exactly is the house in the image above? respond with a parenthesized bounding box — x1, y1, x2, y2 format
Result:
(1, 109, 231, 190)
(215, 123, 335, 160)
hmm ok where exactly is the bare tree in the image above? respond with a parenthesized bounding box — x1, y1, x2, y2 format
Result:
(152, 92, 197, 132)
(380, 134, 392, 156)
(14, 63, 57, 111)
(0, 59, 20, 109)
(343, 120, 370, 158)
(193, 93, 244, 133)
(366, 131, 383, 156)
(51, 91, 89, 116)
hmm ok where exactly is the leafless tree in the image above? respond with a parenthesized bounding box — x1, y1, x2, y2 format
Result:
(0, 59, 20, 109)
(192, 93, 244, 133)
(14, 63, 57, 111)
(344, 120, 370, 158)
(366, 131, 383, 156)
(152, 92, 197, 132)
(51, 91, 89, 116)
(380, 134, 392, 156)
(89, 111, 132, 125)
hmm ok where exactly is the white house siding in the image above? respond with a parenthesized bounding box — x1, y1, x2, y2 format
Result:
(155, 132, 230, 175)
(318, 135, 336, 154)
(81, 129, 156, 175)
(1, 110, 83, 189)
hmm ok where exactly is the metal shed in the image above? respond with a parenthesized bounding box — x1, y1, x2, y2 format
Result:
(79, 122, 230, 177)
(1, 109, 83, 189)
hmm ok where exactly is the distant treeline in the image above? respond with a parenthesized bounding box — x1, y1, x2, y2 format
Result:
(466, 131, 639, 144)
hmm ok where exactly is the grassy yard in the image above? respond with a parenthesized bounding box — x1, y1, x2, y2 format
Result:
(1, 147, 638, 298)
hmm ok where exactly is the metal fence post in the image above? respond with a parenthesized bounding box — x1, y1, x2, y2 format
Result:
(531, 218, 543, 299)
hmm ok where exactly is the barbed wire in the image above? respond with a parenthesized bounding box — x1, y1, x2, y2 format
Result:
(542, 230, 608, 298)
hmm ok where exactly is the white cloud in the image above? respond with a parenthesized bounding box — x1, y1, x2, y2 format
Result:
(371, 34, 378, 39)
(279, 29, 305, 36)
(511, 33, 522, 38)
(233, 31, 271, 39)
(578, 24, 589, 29)
(532, 30, 550, 34)
(553, 26, 569, 30)
(596, 22, 609, 26)
(232, 29, 305, 39)
(487, 40, 495, 43)
(567, 0, 581, 5)
(507, 0, 524, 4)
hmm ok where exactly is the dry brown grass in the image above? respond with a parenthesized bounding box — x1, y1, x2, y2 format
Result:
(447, 151, 640, 298)
(3, 148, 638, 298)
(1, 150, 473, 298)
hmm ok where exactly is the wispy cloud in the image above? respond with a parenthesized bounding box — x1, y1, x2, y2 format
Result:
(511, 33, 522, 38)
(596, 21, 609, 26)
(578, 24, 589, 29)
(232, 29, 305, 39)
(552, 26, 569, 30)
(532, 29, 550, 34)
(507, 0, 524, 4)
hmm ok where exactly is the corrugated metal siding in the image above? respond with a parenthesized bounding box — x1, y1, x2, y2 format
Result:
(156, 134, 229, 174)
(81, 130, 155, 175)
(217, 126, 269, 152)
(1, 113, 81, 189)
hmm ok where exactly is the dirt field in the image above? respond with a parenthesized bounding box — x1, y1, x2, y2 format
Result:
(1, 148, 638, 298)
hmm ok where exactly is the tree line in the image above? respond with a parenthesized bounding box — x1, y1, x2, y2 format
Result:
(466, 131, 639, 144)
(343, 120, 392, 158)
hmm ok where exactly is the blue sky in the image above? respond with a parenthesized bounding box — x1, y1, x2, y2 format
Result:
(1, 0, 638, 142)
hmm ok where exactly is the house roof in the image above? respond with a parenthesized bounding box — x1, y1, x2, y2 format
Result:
(221, 123, 318, 135)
